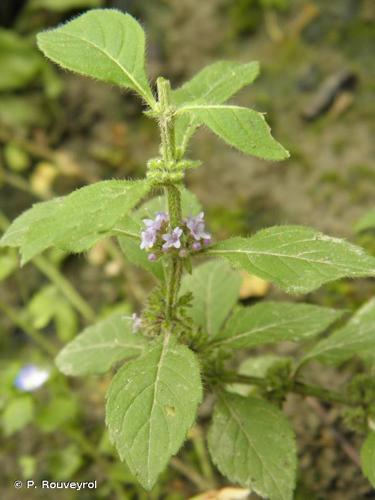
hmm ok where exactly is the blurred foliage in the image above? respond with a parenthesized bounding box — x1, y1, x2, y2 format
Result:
(0, 0, 374, 498)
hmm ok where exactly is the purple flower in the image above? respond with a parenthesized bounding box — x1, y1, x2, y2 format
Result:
(162, 227, 183, 250)
(143, 212, 168, 231)
(14, 365, 50, 392)
(186, 212, 211, 241)
(148, 253, 157, 262)
(192, 241, 202, 251)
(140, 227, 157, 250)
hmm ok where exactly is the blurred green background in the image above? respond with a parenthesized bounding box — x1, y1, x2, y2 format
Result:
(0, 0, 374, 498)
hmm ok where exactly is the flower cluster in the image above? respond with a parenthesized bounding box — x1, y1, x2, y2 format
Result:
(140, 211, 211, 261)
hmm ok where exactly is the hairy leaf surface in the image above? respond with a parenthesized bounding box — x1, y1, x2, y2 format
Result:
(172, 61, 259, 151)
(176, 105, 288, 160)
(215, 302, 343, 349)
(56, 313, 146, 376)
(208, 392, 296, 500)
(180, 260, 242, 337)
(37, 9, 155, 105)
(106, 335, 202, 489)
(0, 180, 149, 263)
(208, 226, 375, 294)
(301, 298, 375, 365)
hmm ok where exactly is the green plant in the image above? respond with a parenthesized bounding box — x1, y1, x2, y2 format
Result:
(1, 8, 375, 498)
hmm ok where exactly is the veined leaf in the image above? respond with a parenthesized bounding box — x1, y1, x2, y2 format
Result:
(106, 334, 202, 490)
(172, 61, 259, 151)
(180, 260, 242, 337)
(0, 180, 150, 263)
(56, 312, 146, 376)
(208, 392, 297, 500)
(176, 105, 289, 160)
(208, 226, 375, 294)
(37, 9, 155, 106)
(361, 432, 375, 488)
(356, 209, 375, 233)
(301, 298, 375, 365)
(214, 302, 344, 349)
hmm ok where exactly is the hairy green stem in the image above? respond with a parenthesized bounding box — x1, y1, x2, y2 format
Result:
(220, 372, 357, 407)
(156, 77, 184, 319)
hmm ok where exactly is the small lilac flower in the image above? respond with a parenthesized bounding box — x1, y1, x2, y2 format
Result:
(192, 241, 202, 251)
(203, 237, 212, 246)
(162, 227, 183, 250)
(14, 365, 50, 392)
(148, 253, 157, 262)
(140, 227, 157, 250)
(179, 249, 188, 258)
(131, 313, 142, 333)
(143, 212, 168, 231)
(186, 212, 211, 241)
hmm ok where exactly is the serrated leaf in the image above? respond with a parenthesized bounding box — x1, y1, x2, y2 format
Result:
(176, 105, 288, 160)
(356, 209, 375, 233)
(37, 9, 155, 106)
(56, 312, 146, 376)
(208, 226, 375, 294)
(301, 298, 375, 365)
(361, 432, 375, 488)
(208, 392, 297, 500)
(180, 260, 242, 337)
(172, 61, 259, 151)
(106, 334, 202, 490)
(214, 302, 343, 349)
(0, 180, 150, 263)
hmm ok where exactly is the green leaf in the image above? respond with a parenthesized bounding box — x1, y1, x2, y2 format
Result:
(208, 392, 297, 500)
(214, 302, 343, 349)
(361, 432, 375, 488)
(356, 209, 375, 233)
(208, 226, 375, 294)
(106, 334, 203, 490)
(2, 396, 35, 436)
(301, 298, 375, 365)
(176, 105, 289, 160)
(172, 61, 259, 151)
(37, 9, 155, 106)
(0, 180, 150, 263)
(0, 29, 43, 91)
(55, 312, 146, 376)
(180, 260, 242, 337)
(172, 61, 259, 106)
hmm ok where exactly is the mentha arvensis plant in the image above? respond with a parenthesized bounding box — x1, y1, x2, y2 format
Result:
(2, 9, 375, 498)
